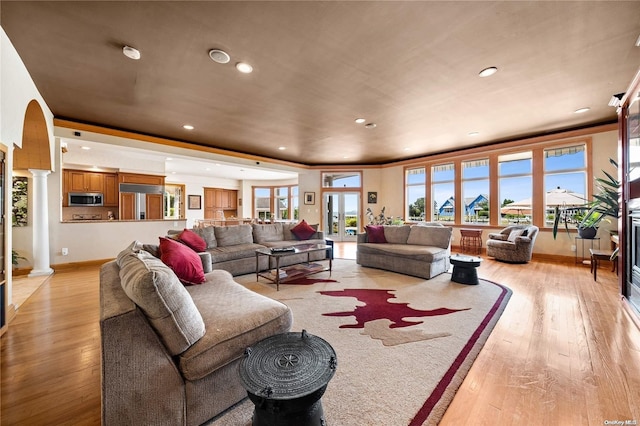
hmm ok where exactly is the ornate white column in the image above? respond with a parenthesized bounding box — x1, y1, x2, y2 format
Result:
(28, 169, 53, 277)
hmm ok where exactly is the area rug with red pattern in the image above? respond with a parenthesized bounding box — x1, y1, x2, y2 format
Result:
(214, 259, 511, 426)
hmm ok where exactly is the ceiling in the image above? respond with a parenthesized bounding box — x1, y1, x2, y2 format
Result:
(2, 1, 640, 167)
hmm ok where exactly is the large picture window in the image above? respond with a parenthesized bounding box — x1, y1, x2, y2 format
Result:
(406, 167, 426, 221)
(404, 138, 591, 228)
(544, 144, 587, 227)
(499, 152, 532, 225)
(432, 163, 455, 222)
(462, 159, 489, 224)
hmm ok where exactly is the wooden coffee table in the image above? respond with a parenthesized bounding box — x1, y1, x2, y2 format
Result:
(256, 244, 332, 290)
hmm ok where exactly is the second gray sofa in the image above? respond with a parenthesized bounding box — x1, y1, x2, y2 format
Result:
(357, 224, 453, 279)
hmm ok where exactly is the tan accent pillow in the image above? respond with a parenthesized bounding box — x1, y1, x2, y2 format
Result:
(117, 241, 205, 355)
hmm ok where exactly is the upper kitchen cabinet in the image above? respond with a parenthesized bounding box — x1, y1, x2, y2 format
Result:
(118, 173, 165, 186)
(62, 169, 118, 207)
(68, 170, 104, 192)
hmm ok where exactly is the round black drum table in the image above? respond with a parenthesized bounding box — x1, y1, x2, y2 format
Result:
(239, 330, 337, 426)
(450, 254, 483, 285)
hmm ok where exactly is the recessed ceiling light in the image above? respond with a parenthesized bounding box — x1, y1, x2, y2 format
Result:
(208, 49, 230, 64)
(278, 146, 286, 150)
(236, 62, 253, 73)
(365, 123, 377, 129)
(183, 124, 194, 130)
(122, 46, 141, 60)
(403, 147, 411, 151)
(166, 157, 173, 161)
(478, 67, 498, 77)
(574, 107, 590, 114)
(468, 131, 480, 136)
(355, 118, 366, 124)
(81, 146, 91, 150)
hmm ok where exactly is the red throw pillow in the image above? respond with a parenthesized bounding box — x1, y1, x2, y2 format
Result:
(365, 225, 387, 243)
(159, 237, 206, 285)
(179, 229, 207, 252)
(291, 220, 317, 240)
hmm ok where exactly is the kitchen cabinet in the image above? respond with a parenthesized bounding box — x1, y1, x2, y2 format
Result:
(118, 173, 165, 186)
(119, 193, 136, 220)
(119, 193, 164, 220)
(145, 194, 164, 220)
(103, 174, 118, 206)
(204, 188, 238, 219)
(63, 170, 117, 207)
(68, 170, 104, 192)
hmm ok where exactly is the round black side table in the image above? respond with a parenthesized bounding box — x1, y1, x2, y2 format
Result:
(239, 330, 337, 426)
(450, 254, 483, 285)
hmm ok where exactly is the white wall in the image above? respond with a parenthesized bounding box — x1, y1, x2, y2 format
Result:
(1, 27, 56, 306)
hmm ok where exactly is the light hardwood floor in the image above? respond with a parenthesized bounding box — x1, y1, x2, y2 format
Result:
(2, 245, 639, 425)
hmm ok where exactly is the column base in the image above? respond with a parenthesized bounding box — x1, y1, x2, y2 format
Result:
(28, 268, 53, 278)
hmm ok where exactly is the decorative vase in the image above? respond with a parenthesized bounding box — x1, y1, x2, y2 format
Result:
(578, 226, 597, 239)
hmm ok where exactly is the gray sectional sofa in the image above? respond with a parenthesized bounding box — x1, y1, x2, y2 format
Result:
(356, 224, 453, 279)
(171, 222, 327, 276)
(100, 241, 293, 425)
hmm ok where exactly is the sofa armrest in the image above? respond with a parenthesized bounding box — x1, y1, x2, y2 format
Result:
(488, 233, 507, 241)
(357, 233, 368, 244)
(198, 252, 212, 273)
(312, 230, 325, 240)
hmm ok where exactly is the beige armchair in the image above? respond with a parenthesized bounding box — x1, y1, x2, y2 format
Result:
(486, 225, 538, 263)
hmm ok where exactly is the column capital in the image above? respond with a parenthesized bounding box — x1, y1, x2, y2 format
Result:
(28, 169, 52, 177)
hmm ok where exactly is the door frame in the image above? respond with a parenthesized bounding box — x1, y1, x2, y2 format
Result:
(322, 191, 361, 242)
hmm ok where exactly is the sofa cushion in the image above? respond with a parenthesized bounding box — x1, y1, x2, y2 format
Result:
(191, 226, 217, 249)
(252, 223, 285, 244)
(214, 224, 253, 246)
(179, 229, 207, 252)
(407, 225, 453, 248)
(159, 237, 206, 285)
(291, 220, 317, 240)
(365, 225, 387, 243)
(179, 270, 293, 380)
(383, 225, 411, 244)
(358, 242, 449, 262)
(116, 241, 206, 356)
(207, 243, 266, 263)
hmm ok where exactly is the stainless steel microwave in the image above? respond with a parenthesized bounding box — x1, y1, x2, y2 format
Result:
(68, 192, 103, 207)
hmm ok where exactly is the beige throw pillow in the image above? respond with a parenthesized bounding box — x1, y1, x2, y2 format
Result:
(117, 241, 205, 355)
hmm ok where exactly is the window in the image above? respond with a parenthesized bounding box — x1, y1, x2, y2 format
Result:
(499, 152, 532, 225)
(254, 187, 271, 221)
(462, 159, 489, 224)
(432, 163, 455, 222)
(544, 144, 587, 227)
(164, 184, 185, 219)
(322, 172, 361, 188)
(253, 185, 298, 220)
(275, 187, 289, 219)
(406, 167, 426, 221)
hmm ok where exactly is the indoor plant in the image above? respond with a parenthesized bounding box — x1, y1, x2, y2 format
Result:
(553, 159, 620, 256)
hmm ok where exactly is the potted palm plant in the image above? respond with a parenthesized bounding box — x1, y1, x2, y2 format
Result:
(553, 159, 620, 256)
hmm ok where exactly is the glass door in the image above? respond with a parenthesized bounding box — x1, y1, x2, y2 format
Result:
(324, 192, 359, 242)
